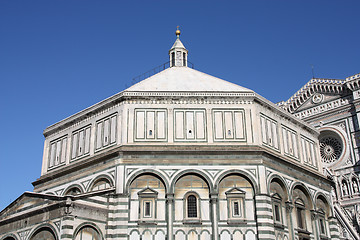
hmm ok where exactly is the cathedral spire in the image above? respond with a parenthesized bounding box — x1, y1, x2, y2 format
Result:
(169, 26, 188, 67)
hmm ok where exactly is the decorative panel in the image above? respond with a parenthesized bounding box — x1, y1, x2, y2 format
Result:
(213, 109, 246, 142)
(134, 109, 167, 142)
(71, 125, 91, 161)
(196, 111, 205, 139)
(95, 113, 117, 150)
(301, 135, 318, 169)
(147, 111, 155, 139)
(157, 111, 166, 139)
(175, 111, 184, 139)
(214, 111, 224, 139)
(136, 111, 145, 139)
(260, 114, 279, 150)
(48, 135, 67, 169)
(186, 111, 195, 139)
(174, 109, 206, 142)
(282, 125, 298, 159)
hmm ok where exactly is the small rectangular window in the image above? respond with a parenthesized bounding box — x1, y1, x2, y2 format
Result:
(319, 218, 326, 234)
(144, 201, 151, 217)
(233, 201, 240, 216)
(297, 207, 304, 229)
(274, 204, 281, 222)
(171, 52, 175, 66)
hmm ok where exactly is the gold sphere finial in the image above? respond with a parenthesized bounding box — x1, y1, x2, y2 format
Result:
(175, 26, 181, 36)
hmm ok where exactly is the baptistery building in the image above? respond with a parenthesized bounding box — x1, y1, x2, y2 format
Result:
(0, 30, 343, 240)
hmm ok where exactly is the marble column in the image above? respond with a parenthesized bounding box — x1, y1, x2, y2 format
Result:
(166, 193, 175, 240)
(210, 193, 219, 240)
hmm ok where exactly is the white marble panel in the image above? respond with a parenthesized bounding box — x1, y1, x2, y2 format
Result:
(157, 111, 166, 139)
(136, 111, 145, 139)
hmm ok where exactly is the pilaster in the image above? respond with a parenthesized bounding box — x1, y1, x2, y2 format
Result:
(166, 193, 174, 240)
(255, 194, 275, 240)
(106, 194, 129, 240)
(310, 210, 319, 240)
(61, 199, 74, 240)
(285, 201, 295, 240)
(210, 193, 219, 240)
(328, 216, 340, 240)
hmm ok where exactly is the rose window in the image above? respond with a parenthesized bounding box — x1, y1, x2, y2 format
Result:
(319, 137, 342, 164)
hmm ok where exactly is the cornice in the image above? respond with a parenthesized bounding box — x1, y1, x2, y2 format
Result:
(33, 143, 329, 189)
(345, 73, 360, 91)
(123, 91, 255, 98)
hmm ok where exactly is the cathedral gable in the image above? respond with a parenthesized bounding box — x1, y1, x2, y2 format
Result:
(278, 78, 349, 114)
(293, 92, 346, 113)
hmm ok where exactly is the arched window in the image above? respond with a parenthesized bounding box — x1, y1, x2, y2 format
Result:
(171, 52, 175, 67)
(75, 226, 101, 240)
(269, 179, 287, 227)
(30, 228, 56, 240)
(4, 237, 16, 240)
(64, 187, 82, 196)
(187, 195, 197, 218)
(183, 192, 201, 223)
(316, 196, 331, 238)
(91, 178, 111, 191)
(295, 198, 306, 230)
(272, 194, 282, 223)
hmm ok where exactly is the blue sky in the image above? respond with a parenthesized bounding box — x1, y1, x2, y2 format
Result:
(0, 1, 359, 211)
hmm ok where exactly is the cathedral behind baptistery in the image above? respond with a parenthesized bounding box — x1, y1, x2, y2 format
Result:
(1, 28, 359, 240)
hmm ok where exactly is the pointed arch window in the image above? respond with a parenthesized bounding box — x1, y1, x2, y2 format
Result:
(341, 180, 349, 196)
(352, 178, 359, 194)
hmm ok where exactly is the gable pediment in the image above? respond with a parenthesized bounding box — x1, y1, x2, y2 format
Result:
(137, 187, 158, 197)
(278, 78, 350, 114)
(293, 92, 347, 113)
(0, 192, 63, 221)
(225, 187, 246, 197)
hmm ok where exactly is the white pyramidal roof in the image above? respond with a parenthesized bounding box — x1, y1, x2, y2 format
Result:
(43, 29, 317, 136)
(125, 29, 252, 93)
(125, 67, 253, 93)
(170, 37, 186, 50)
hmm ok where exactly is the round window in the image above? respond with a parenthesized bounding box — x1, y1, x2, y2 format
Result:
(319, 131, 343, 164)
